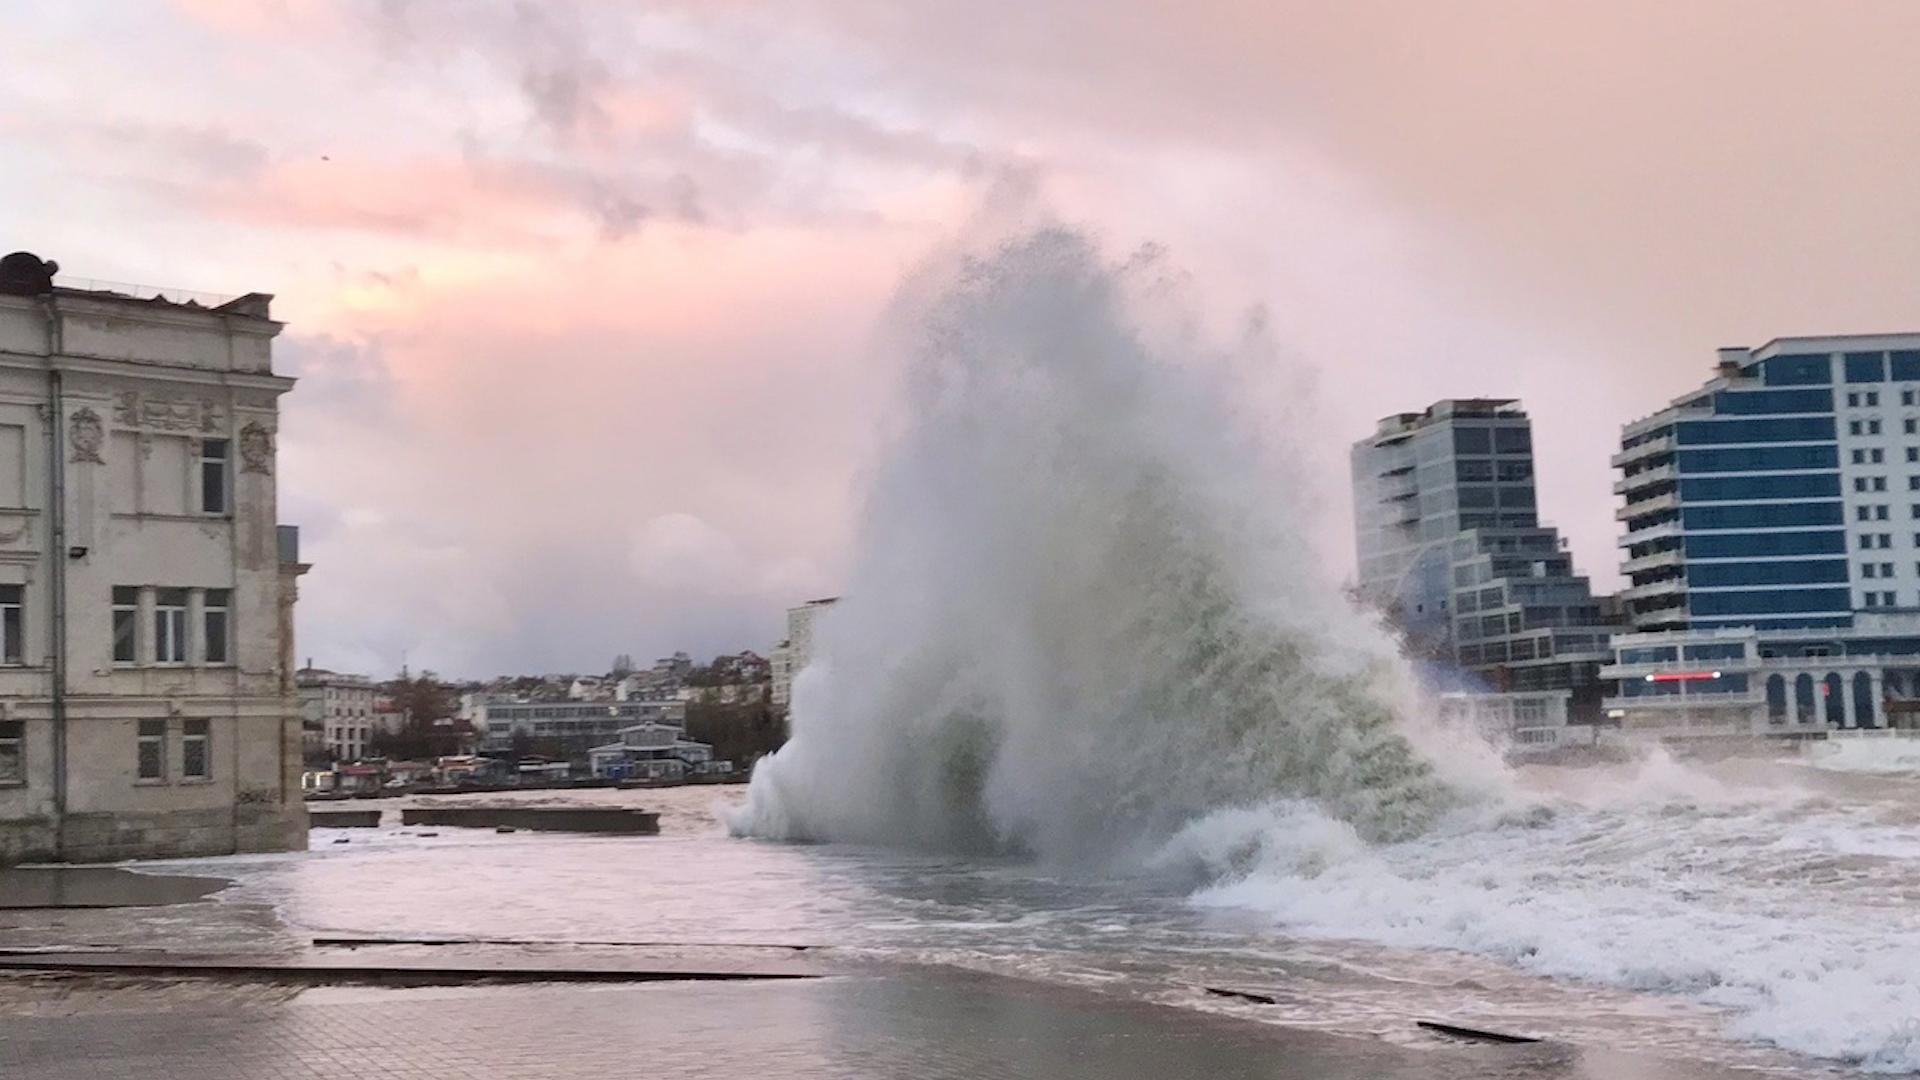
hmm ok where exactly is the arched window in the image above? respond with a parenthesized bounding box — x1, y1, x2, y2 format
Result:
(1795, 674, 1816, 724)
(1824, 673, 1846, 727)
(1766, 675, 1788, 724)
(1854, 671, 1876, 729)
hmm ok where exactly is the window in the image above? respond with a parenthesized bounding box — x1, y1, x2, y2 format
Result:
(1864, 563, 1878, 578)
(182, 719, 209, 780)
(1847, 352, 1888, 383)
(1879, 506, 1892, 521)
(1859, 506, 1872, 521)
(1907, 390, 1918, 406)
(1910, 448, 1919, 463)
(200, 439, 230, 514)
(1847, 392, 1860, 407)
(1874, 449, 1887, 464)
(1868, 391, 1881, 407)
(1872, 420, 1884, 435)
(1856, 478, 1869, 492)
(0, 721, 20, 785)
(1884, 534, 1895, 548)
(1850, 421, 1864, 437)
(1860, 533, 1873, 549)
(1852, 448, 1866, 463)
(0, 585, 20, 665)
(154, 588, 187, 664)
(112, 587, 137, 664)
(1889, 591, 1901, 607)
(204, 589, 230, 665)
(1864, 592, 1880, 608)
(137, 719, 166, 781)
(1876, 477, 1889, 491)
(1908, 419, 1918, 435)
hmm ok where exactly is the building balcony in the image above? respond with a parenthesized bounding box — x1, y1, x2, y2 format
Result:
(1616, 491, 1680, 521)
(1620, 547, 1685, 576)
(1613, 463, 1678, 496)
(1611, 433, 1677, 469)
(1618, 576, 1686, 604)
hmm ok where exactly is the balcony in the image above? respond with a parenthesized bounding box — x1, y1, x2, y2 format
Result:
(1620, 547, 1685, 576)
(1611, 433, 1677, 469)
(1616, 491, 1680, 521)
(1613, 462, 1678, 496)
(1618, 576, 1686, 604)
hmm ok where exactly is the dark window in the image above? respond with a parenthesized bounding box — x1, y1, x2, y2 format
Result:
(1763, 354, 1832, 386)
(1894, 350, 1920, 381)
(137, 719, 166, 781)
(182, 719, 209, 780)
(1689, 587, 1852, 616)
(1688, 560, 1848, 587)
(1675, 416, 1836, 445)
(200, 439, 230, 514)
(1855, 672, 1877, 728)
(1846, 352, 1888, 383)
(112, 587, 137, 664)
(1455, 460, 1493, 482)
(1716, 388, 1833, 415)
(204, 589, 230, 665)
(1676, 445, 1837, 472)
(0, 585, 20, 665)
(1685, 531, 1845, 559)
(1684, 502, 1843, 530)
(1871, 419, 1884, 435)
(1678, 473, 1839, 502)
(0, 720, 20, 784)
(1493, 427, 1531, 453)
(1767, 675, 1788, 724)
(1452, 427, 1491, 454)
(154, 588, 186, 664)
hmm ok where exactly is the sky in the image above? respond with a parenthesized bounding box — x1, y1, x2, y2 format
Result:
(3, 1, 1919, 678)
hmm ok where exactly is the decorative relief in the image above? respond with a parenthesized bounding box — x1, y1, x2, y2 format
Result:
(0, 517, 27, 545)
(68, 407, 104, 464)
(112, 391, 226, 433)
(239, 421, 274, 474)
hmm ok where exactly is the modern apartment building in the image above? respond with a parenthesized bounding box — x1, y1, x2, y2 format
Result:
(1605, 334, 1920, 735)
(1351, 400, 1618, 718)
(0, 252, 308, 862)
(770, 596, 837, 710)
(474, 697, 685, 756)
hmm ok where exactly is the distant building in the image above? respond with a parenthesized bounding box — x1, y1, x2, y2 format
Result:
(473, 697, 684, 758)
(1604, 335, 1920, 736)
(0, 255, 308, 862)
(588, 722, 731, 782)
(1351, 400, 1617, 720)
(297, 668, 374, 763)
(770, 597, 838, 710)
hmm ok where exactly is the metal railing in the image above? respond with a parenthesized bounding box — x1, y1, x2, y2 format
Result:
(54, 274, 238, 309)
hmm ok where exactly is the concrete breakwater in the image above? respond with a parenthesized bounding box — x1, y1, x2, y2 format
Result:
(398, 806, 661, 834)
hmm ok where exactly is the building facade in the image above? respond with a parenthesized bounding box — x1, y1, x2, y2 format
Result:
(770, 597, 837, 710)
(0, 253, 308, 862)
(295, 668, 374, 764)
(1351, 400, 1617, 718)
(1605, 334, 1920, 736)
(474, 697, 685, 756)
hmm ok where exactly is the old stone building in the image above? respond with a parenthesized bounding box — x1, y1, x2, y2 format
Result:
(0, 252, 308, 862)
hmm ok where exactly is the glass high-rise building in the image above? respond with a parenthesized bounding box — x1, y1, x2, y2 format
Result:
(1351, 399, 1617, 718)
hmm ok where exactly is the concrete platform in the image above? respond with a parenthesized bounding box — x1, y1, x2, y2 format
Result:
(306, 809, 382, 828)
(398, 805, 660, 833)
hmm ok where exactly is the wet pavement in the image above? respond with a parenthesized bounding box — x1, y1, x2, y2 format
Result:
(0, 967, 1764, 1080)
(0, 866, 227, 909)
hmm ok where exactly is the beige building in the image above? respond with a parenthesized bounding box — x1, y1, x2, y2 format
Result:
(770, 596, 837, 710)
(295, 668, 374, 764)
(0, 252, 308, 863)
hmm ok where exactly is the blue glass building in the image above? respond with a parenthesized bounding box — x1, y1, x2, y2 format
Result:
(1607, 334, 1920, 734)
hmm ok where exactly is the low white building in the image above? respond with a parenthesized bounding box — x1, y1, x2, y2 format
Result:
(1601, 616, 1920, 739)
(587, 722, 731, 781)
(0, 253, 307, 862)
(473, 696, 684, 755)
(1434, 690, 1581, 757)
